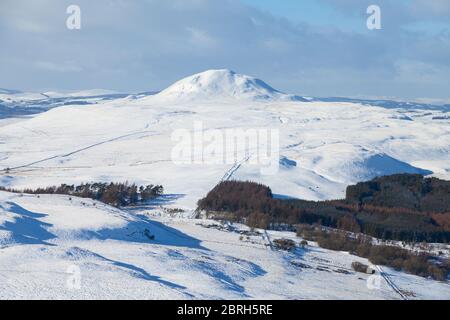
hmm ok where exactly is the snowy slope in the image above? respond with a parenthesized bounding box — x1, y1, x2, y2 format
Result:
(1, 191, 447, 300)
(0, 84, 448, 206)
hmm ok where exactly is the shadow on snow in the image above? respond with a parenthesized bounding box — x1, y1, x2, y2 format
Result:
(0, 202, 56, 246)
(65, 246, 187, 291)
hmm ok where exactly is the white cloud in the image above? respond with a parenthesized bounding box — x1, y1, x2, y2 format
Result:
(411, 0, 450, 17)
(35, 61, 83, 73)
(0, 0, 448, 100)
(186, 27, 219, 48)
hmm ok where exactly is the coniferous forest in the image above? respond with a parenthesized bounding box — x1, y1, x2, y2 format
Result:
(197, 174, 450, 243)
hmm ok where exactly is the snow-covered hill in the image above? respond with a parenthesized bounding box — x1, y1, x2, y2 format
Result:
(1, 191, 447, 299)
(0, 70, 449, 299)
(0, 89, 132, 121)
(153, 69, 305, 102)
(0, 70, 449, 206)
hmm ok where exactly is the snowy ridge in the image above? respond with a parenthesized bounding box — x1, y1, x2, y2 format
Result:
(298, 144, 433, 184)
(0, 88, 22, 95)
(0, 89, 131, 120)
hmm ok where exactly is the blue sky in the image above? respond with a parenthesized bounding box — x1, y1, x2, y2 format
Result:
(0, 0, 449, 101)
(242, 0, 360, 30)
(246, 0, 450, 33)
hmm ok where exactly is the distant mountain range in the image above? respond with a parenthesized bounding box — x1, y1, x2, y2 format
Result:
(2, 70, 449, 112)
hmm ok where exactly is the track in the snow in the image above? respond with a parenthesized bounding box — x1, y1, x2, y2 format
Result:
(1, 129, 158, 173)
(376, 265, 408, 300)
(221, 156, 250, 181)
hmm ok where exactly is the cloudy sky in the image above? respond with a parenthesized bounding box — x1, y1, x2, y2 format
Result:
(0, 0, 449, 101)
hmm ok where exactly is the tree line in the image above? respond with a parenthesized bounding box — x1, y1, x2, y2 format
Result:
(197, 175, 450, 243)
(0, 182, 164, 207)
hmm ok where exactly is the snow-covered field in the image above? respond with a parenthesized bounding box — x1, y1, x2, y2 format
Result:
(0, 70, 449, 299)
(1, 191, 448, 300)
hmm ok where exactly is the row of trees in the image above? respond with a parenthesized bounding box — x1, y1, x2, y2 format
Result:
(0, 182, 164, 207)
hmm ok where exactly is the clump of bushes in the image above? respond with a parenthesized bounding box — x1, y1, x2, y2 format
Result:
(0, 182, 163, 207)
(300, 240, 308, 248)
(273, 238, 297, 251)
(247, 212, 270, 230)
(352, 262, 373, 274)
